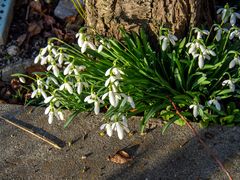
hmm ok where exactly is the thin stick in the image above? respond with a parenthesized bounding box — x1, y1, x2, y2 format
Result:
(167, 97, 233, 180)
(0, 116, 62, 150)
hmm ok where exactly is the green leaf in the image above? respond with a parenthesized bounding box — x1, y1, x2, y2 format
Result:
(64, 110, 81, 128)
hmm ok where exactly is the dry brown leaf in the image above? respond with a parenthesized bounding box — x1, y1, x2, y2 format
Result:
(30, 1, 42, 13)
(11, 78, 21, 90)
(26, 65, 46, 77)
(52, 27, 64, 39)
(65, 15, 77, 24)
(108, 150, 132, 164)
(28, 21, 43, 37)
(44, 15, 56, 26)
(16, 33, 27, 46)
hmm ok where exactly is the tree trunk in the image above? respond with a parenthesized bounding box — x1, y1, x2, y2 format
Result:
(85, 0, 215, 39)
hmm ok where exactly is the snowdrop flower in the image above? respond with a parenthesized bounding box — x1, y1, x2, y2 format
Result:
(46, 77, 59, 87)
(19, 77, 26, 83)
(189, 104, 204, 118)
(76, 32, 84, 47)
(217, 7, 230, 23)
(222, 79, 235, 92)
(59, 82, 73, 94)
(194, 29, 209, 40)
(87, 42, 96, 50)
(230, 11, 240, 26)
(31, 88, 47, 99)
(111, 115, 130, 140)
(213, 26, 228, 41)
(105, 67, 124, 87)
(229, 30, 240, 40)
(45, 105, 65, 124)
(208, 97, 221, 111)
(34, 54, 41, 64)
(75, 82, 88, 95)
(120, 94, 135, 108)
(102, 91, 122, 107)
(64, 62, 74, 75)
(98, 44, 103, 53)
(159, 33, 178, 51)
(100, 122, 113, 137)
(84, 93, 104, 115)
(47, 64, 60, 77)
(229, 56, 240, 68)
(44, 95, 57, 104)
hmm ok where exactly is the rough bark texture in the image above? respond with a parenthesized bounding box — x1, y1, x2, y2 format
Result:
(85, 0, 215, 39)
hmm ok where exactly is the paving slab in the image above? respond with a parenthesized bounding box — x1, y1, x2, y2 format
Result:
(0, 104, 240, 179)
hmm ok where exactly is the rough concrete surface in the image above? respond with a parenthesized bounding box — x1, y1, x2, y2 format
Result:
(0, 104, 240, 179)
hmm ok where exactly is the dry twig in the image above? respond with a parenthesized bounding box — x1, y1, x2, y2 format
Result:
(167, 97, 233, 180)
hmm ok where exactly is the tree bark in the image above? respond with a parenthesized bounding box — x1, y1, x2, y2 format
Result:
(85, 0, 215, 39)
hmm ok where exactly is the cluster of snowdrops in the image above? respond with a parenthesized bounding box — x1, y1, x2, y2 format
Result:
(16, 4, 240, 139)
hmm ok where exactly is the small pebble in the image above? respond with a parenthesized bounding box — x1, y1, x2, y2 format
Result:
(7, 45, 19, 56)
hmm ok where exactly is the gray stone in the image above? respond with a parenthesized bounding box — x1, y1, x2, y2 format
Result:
(0, 59, 34, 81)
(54, 0, 84, 20)
(0, 104, 240, 179)
(6, 45, 19, 56)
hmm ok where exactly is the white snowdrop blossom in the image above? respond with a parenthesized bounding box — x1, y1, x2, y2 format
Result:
(100, 122, 113, 137)
(159, 33, 178, 51)
(84, 93, 104, 115)
(59, 82, 73, 94)
(47, 64, 60, 77)
(229, 56, 240, 69)
(105, 67, 124, 87)
(189, 104, 204, 118)
(208, 97, 221, 111)
(102, 91, 122, 107)
(213, 26, 228, 41)
(45, 105, 65, 124)
(120, 93, 135, 108)
(230, 12, 240, 26)
(19, 77, 26, 83)
(76, 32, 97, 53)
(98, 44, 104, 53)
(194, 29, 209, 40)
(217, 7, 230, 23)
(186, 41, 216, 69)
(75, 82, 88, 95)
(100, 115, 129, 140)
(222, 79, 235, 92)
(229, 30, 240, 40)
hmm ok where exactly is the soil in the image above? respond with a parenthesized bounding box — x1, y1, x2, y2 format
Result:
(0, 0, 81, 104)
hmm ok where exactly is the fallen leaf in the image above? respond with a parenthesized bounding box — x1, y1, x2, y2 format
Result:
(28, 21, 43, 37)
(26, 65, 46, 77)
(44, 15, 56, 26)
(16, 33, 27, 46)
(108, 150, 132, 164)
(11, 78, 21, 89)
(52, 27, 64, 39)
(30, 1, 42, 13)
(65, 15, 77, 24)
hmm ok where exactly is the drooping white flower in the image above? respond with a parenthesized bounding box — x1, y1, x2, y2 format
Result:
(19, 77, 26, 83)
(47, 64, 60, 77)
(98, 44, 104, 53)
(56, 111, 65, 121)
(84, 93, 104, 115)
(229, 30, 240, 40)
(59, 82, 73, 94)
(120, 93, 135, 108)
(64, 62, 74, 75)
(76, 32, 84, 47)
(208, 97, 221, 111)
(75, 82, 88, 95)
(230, 12, 240, 26)
(217, 7, 229, 23)
(229, 56, 240, 68)
(111, 115, 130, 140)
(189, 104, 204, 118)
(159, 33, 178, 51)
(34, 54, 41, 64)
(81, 41, 88, 53)
(100, 122, 113, 137)
(222, 79, 235, 92)
(194, 29, 209, 40)
(31, 88, 47, 99)
(102, 91, 121, 107)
